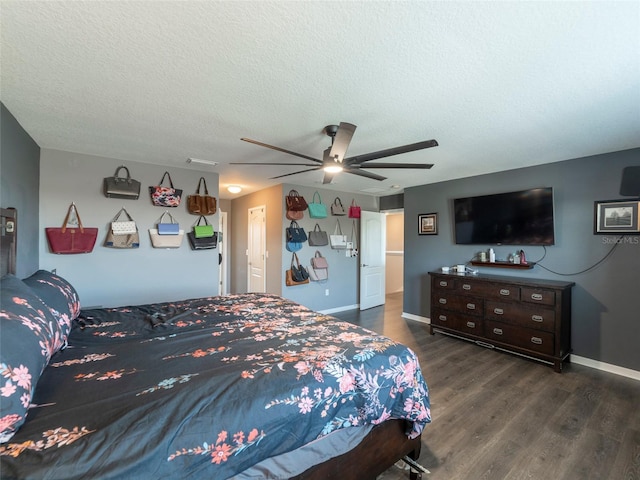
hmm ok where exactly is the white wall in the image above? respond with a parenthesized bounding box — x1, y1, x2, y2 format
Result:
(39, 149, 219, 307)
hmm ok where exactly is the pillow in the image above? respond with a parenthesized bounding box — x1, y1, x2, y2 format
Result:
(23, 270, 81, 342)
(0, 275, 61, 443)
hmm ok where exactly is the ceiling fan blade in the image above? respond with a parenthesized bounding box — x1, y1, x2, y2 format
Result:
(231, 162, 319, 166)
(269, 167, 321, 179)
(328, 122, 357, 163)
(241, 137, 322, 163)
(356, 163, 434, 169)
(344, 168, 387, 181)
(322, 171, 336, 184)
(346, 139, 438, 165)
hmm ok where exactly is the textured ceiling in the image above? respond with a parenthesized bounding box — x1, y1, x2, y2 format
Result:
(2, 1, 639, 199)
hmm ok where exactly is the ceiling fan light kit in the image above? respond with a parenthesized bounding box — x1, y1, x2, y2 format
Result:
(233, 122, 438, 184)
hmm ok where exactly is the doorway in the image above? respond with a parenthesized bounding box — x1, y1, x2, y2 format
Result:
(384, 211, 405, 296)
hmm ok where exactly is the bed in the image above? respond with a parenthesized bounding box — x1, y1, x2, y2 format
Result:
(0, 208, 430, 479)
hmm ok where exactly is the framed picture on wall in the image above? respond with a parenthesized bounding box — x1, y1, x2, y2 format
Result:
(418, 213, 438, 235)
(594, 200, 640, 234)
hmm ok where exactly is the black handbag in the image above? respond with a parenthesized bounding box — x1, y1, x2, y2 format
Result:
(103, 166, 141, 199)
(187, 231, 218, 250)
(290, 252, 309, 282)
(286, 220, 307, 243)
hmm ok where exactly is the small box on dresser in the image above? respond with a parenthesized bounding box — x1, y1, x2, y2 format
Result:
(429, 271, 574, 372)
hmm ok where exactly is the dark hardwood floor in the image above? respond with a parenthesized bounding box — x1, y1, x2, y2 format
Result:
(332, 293, 640, 480)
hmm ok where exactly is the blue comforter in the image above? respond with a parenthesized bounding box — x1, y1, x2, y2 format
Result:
(0, 293, 430, 479)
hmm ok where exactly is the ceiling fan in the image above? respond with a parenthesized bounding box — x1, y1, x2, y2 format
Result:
(232, 122, 438, 184)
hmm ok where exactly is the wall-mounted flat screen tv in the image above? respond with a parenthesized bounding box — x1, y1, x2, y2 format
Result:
(453, 187, 555, 245)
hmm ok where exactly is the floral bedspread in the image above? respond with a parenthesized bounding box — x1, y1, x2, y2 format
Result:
(0, 293, 430, 479)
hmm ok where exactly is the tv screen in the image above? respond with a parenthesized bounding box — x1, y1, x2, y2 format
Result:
(453, 187, 555, 245)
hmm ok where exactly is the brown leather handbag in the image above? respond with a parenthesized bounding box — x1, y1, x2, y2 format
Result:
(187, 177, 217, 215)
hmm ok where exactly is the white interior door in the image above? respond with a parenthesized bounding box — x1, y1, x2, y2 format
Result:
(218, 211, 227, 295)
(247, 206, 266, 293)
(359, 211, 386, 310)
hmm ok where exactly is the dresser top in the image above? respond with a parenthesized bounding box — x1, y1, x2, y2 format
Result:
(429, 271, 575, 289)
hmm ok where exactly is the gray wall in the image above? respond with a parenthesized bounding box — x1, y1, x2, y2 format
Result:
(404, 148, 640, 371)
(39, 149, 220, 308)
(0, 103, 41, 277)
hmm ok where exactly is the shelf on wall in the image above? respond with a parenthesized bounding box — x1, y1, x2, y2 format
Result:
(470, 260, 535, 270)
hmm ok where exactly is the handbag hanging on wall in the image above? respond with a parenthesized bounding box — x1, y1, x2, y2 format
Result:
(307, 192, 327, 218)
(330, 219, 347, 249)
(45, 203, 98, 254)
(187, 231, 218, 250)
(348, 199, 361, 219)
(309, 250, 329, 282)
(286, 220, 307, 243)
(103, 166, 141, 200)
(286, 252, 310, 286)
(187, 215, 218, 250)
(187, 177, 217, 215)
(149, 228, 184, 248)
(192, 215, 215, 238)
(331, 197, 346, 216)
(156, 211, 180, 235)
(308, 223, 329, 246)
(348, 220, 359, 257)
(149, 171, 182, 207)
(104, 208, 139, 248)
(285, 190, 308, 212)
(286, 208, 304, 221)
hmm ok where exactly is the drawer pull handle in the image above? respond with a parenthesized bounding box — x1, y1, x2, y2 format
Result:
(531, 315, 543, 322)
(466, 321, 476, 328)
(493, 328, 503, 335)
(531, 337, 543, 345)
(499, 289, 511, 296)
(439, 281, 448, 287)
(463, 284, 471, 290)
(494, 308, 504, 315)
(466, 303, 476, 310)
(531, 293, 543, 301)
(439, 315, 447, 321)
(439, 298, 447, 304)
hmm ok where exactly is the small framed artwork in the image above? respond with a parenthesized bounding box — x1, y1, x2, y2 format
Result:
(418, 213, 438, 235)
(594, 200, 640, 234)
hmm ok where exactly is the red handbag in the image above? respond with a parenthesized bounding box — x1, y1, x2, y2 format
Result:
(348, 199, 361, 219)
(46, 203, 98, 254)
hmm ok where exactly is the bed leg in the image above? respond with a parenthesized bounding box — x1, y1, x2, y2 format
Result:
(403, 444, 430, 478)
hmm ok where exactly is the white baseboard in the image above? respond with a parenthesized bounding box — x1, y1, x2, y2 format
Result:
(402, 312, 430, 324)
(319, 304, 359, 315)
(400, 315, 640, 381)
(570, 355, 640, 381)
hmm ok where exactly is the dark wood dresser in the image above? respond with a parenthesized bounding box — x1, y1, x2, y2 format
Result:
(429, 271, 574, 372)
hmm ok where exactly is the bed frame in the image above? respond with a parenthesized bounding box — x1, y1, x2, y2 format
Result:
(0, 207, 426, 479)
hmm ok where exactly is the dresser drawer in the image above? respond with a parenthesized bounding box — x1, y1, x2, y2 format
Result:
(458, 316, 483, 336)
(432, 294, 483, 316)
(430, 308, 460, 329)
(454, 280, 521, 301)
(485, 301, 556, 332)
(521, 287, 556, 306)
(485, 320, 555, 355)
(433, 277, 456, 290)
